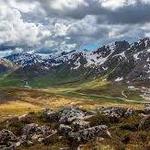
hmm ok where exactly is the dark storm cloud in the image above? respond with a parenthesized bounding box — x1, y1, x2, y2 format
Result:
(36, 0, 150, 24)
(104, 3, 150, 24)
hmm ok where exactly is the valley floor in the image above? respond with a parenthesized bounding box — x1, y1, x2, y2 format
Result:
(0, 84, 150, 150)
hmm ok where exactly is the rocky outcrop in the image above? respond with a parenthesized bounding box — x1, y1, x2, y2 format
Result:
(144, 104, 150, 114)
(42, 106, 93, 124)
(68, 125, 111, 143)
(138, 114, 150, 130)
(59, 124, 72, 136)
(58, 107, 90, 124)
(0, 129, 19, 150)
(21, 123, 56, 145)
(1, 106, 149, 149)
(98, 107, 134, 122)
(72, 120, 90, 131)
(138, 104, 150, 130)
(42, 108, 59, 122)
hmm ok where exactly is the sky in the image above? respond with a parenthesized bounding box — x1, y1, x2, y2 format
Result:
(0, 0, 150, 57)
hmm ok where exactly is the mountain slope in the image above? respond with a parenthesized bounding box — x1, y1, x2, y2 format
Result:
(0, 58, 18, 74)
(1, 38, 150, 87)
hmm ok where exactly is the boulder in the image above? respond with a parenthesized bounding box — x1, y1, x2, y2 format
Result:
(138, 114, 150, 130)
(68, 125, 111, 143)
(144, 104, 150, 114)
(59, 124, 72, 136)
(21, 123, 56, 145)
(0, 129, 18, 149)
(124, 108, 134, 117)
(42, 108, 59, 122)
(22, 123, 39, 138)
(99, 107, 134, 122)
(72, 120, 90, 131)
(59, 107, 89, 124)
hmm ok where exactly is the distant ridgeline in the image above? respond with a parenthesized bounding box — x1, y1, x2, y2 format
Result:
(0, 38, 150, 87)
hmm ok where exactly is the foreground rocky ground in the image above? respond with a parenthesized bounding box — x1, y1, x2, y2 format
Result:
(0, 104, 150, 150)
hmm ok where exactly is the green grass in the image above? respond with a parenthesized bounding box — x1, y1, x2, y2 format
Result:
(43, 78, 144, 104)
(0, 73, 23, 87)
(0, 71, 145, 104)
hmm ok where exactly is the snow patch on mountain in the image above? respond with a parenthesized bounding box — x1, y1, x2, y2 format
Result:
(133, 52, 141, 60)
(115, 77, 123, 82)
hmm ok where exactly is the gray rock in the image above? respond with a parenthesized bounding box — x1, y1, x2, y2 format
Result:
(68, 125, 111, 143)
(72, 120, 90, 131)
(99, 107, 134, 121)
(59, 124, 72, 136)
(21, 123, 56, 145)
(42, 108, 59, 122)
(59, 107, 89, 124)
(22, 123, 39, 138)
(144, 104, 150, 114)
(124, 108, 134, 117)
(138, 114, 150, 130)
(0, 129, 18, 150)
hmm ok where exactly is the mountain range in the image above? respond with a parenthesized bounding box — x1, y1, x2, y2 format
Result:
(0, 38, 150, 87)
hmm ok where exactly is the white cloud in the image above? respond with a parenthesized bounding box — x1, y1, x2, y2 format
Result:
(68, 15, 98, 36)
(101, 0, 126, 10)
(100, 0, 139, 10)
(44, 40, 56, 48)
(54, 23, 71, 37)
(47, 0, 88, 11)
(0, 1, 51, 48)
(7, 0, 39, 13)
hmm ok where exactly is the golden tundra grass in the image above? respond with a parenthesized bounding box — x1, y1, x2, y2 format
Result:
(0, 87, 144, 122)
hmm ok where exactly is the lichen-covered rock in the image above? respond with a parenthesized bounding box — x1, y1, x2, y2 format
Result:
(72, 120, 90, 131)
(0, 129, 18, 149)
(124, 108, 134, 117)
(22, 123, 39, 138)
(5, 114, 35, 129)
(42, 108, 59, 122)
(99, 107, 134, 122)
(42, 107, 93, 125)
(68, 125, 111, 143)
(138, 114, 150, 130)
(21, 123, 56, 146)
(59, 107, 90, 124)
(144, 104, 150, 114)
(59, 124, 72, 136)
